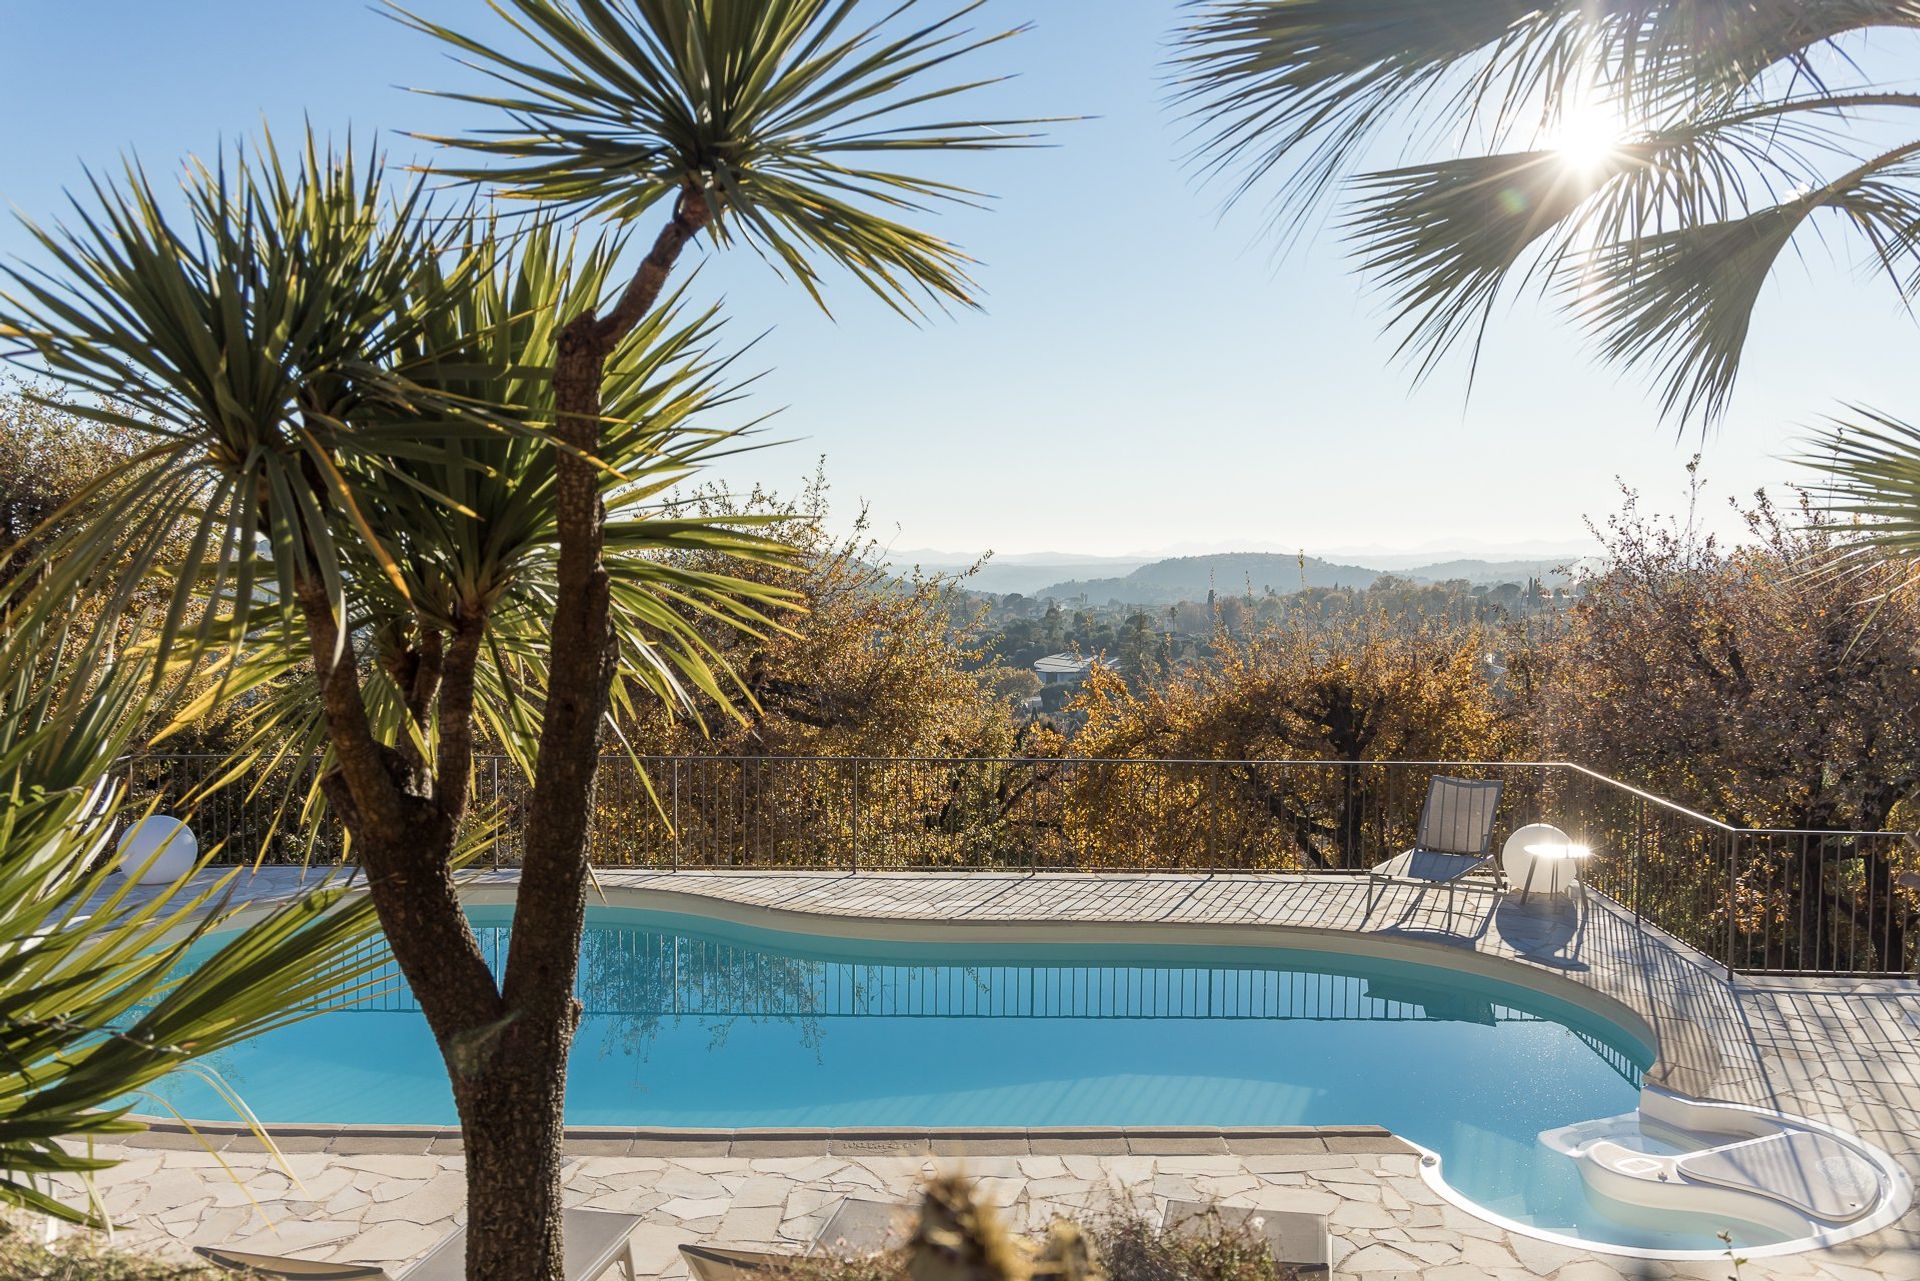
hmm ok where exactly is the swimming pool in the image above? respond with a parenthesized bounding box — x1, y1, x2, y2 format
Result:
(143, 902, 1791, 1253)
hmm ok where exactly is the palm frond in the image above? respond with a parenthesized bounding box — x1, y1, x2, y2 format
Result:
(395, 0, 1048, 314)
(1171, 0, 1920, 424)
(1576, 141, 1920, 421)
(1805, 407, 1920, 567)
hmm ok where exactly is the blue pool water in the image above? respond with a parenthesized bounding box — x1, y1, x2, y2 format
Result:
(142, 904, 1783, 1252)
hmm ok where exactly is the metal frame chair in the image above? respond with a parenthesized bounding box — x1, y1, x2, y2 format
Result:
(1364, 775, 1504, 930)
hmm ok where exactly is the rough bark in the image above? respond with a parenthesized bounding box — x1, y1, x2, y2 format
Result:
(460, 183, 713, 1281)
(295, 580, 502, 1045)
(286, 185, 714, 1281)
(295, 577, 527, 1281)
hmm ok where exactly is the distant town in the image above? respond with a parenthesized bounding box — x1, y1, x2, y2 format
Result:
(955, 550, 1586, 734)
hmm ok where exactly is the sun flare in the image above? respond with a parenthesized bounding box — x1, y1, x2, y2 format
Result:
(1550, 96, 1627, 175)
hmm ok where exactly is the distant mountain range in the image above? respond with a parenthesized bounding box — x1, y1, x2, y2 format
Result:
(1396, 558, 1587, 585)
(1035, 554, 1376, 604)
(889, 550, 1145, 596)
(1032, 554, 1583, 605)
(893, 546, 1590, 599)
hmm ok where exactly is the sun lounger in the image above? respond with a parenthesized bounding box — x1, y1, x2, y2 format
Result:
(195, 1207, 641, 1281)
(1162, 1199, 1329, 1277)
(681, 1197, 908, 1281)
(1364, 775, 1504, 927)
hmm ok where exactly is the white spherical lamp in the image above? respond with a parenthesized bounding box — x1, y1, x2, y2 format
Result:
(1502, 822, 1577, 897)
(116, 816, 200, 885)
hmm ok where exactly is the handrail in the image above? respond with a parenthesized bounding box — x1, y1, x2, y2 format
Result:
(120, 752, 1920, 977)
(118, 751, 1913, 839)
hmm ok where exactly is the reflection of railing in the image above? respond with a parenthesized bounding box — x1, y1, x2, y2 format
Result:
(131, 754, 1920, 979)
(1571, 1029, 1645, 1090)
(315, 925, 1645, 1088)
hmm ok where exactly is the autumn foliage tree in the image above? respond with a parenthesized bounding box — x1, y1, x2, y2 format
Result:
(589, 474, 1043, 868)
(1516, 487, 1920, 970)
(628, 475, 1022, 762)
(0, 387, 197, 653)
(1062, 615, 1507, 869)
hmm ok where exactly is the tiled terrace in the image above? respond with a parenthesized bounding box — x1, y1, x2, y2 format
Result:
(58, 869, 1920, 1280)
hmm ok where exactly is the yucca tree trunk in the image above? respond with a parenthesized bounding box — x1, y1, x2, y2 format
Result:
(342, 816, 568, 1281)
(298, 188, 713, 1281)
(283, 234, 664, 1281)
(454, 1019, 576, 1279)
(453, 185, 714, 1281)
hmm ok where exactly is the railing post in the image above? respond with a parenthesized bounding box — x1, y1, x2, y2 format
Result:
(672, 757, 681, 873)
(1725, 830, 1740, 980)
(1632, 796, 1643, 922)
(851, 758, 861, 874)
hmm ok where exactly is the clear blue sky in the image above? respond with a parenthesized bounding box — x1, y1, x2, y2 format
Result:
(5, 0, 1917, 560)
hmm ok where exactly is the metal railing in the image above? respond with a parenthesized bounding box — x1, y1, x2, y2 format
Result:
(126, 754, 1920, 979)
(321, 920, 1646, 1086)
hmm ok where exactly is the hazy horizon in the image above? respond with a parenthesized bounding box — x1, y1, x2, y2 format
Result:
(886, 538, 1598, 565)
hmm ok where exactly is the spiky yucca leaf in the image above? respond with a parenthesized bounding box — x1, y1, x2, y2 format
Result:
(0, 611, 387, 1223)
(155, 224, 799, 820)
(0, 133, 492, 659)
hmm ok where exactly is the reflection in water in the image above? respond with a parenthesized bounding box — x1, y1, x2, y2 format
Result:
(314, 909, 1641, 1088)
(572, 922, 830, 1060)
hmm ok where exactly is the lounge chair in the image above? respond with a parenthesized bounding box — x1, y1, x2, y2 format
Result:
(1162, 1200, 1329, 1278)
(194, 1208, 641, 1281)
(680, 1197, 908, 1281)
(1364, 775, 1504, 926)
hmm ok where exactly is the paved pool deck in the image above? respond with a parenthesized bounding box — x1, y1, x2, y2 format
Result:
(59, 868, 1920, 1279)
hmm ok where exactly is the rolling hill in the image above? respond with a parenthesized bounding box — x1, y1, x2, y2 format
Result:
(1034, 554, 1382, 605)
(1028, 554, 1584, 605)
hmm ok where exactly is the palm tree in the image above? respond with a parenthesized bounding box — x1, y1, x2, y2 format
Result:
(0, 606, 387, 1224)
(1171, 1, 1920, 424)
(1171, 0, 1920, 973)
(396, 4, 1035, 1270)
(3, 2, 1036, 1272)
(3, 146, 794, 1277)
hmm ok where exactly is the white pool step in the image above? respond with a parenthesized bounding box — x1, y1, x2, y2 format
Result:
(1677, 1130, 1880, 1223)
(1540, 1099, 1891, 1236)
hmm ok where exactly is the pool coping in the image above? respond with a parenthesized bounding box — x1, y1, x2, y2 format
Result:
(119, 1119, 1418, 1159)
(485, 878, 1667, 1060)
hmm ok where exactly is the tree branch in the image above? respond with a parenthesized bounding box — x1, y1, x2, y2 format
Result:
(409, 628, 445, 727)
(434, 611, 487, 827)
(295, 576, 411, 838)
(593, 185, 713, 349)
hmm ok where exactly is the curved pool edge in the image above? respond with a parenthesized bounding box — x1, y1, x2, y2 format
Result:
(1415, 1088, 1915, 1261)
(127, 875, 1908, 1260)
(113, 1118, 1420, 1163)
(175, 874, 1671, 1081)
(487, 879, 1667, 1062)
